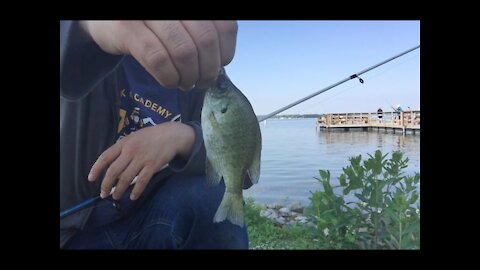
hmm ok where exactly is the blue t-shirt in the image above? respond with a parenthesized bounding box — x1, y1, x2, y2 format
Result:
(116, 56, 181, 141)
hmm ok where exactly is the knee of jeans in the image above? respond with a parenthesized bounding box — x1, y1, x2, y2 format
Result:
(166, 174, 227, 243)
(170, 207, 195, 248)
(120, 206, 192, 249)
(143, 173, 235, 247)
(176, 175, 249, 247)
(173, 173, 221, 211)
(167, 173, 226, 212)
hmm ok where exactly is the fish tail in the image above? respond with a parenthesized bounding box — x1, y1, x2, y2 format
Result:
(213, 192, 244, 227)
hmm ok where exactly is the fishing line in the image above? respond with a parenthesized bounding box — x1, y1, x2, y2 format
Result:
(301, 52, 420, 111)
(258, 45, 420, 122)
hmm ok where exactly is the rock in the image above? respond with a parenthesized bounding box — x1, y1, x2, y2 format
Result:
(276, 216, 287, 225)
(260, 209, 270, 218)
(290, 212, 300, 217)
(268, 210, 278, 219)
(257, 202, 314, 228)
(278, 207, 291, 217)
(260, 209, 278, 219)
(289, 202, 304, 213)
(267, 203, 283, 210)
(294, 216, 308, 223)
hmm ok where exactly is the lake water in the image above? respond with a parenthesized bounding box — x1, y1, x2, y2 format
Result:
(244, 118, 420, 206)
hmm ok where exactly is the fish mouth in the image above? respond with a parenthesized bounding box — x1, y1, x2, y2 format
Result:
(218, 67, 226, 76)
(206, 67, 232, 95)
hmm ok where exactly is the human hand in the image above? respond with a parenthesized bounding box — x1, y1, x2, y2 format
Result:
(79, 20, 238, 91)
(87, 122, 195, 200)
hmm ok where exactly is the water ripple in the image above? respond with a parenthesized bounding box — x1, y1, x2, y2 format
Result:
(244, 118, 420, 205)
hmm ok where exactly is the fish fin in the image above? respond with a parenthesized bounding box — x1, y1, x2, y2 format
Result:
(206, 158, 222, 186)
(208, 111, 219, 129)
(247, 148, 261, 185)
(214, 191, 244, 227)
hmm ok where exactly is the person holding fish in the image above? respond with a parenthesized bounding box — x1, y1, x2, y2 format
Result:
(60, 21, 260, 249)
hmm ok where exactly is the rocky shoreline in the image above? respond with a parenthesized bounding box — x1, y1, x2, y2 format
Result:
(257, 201, 314, 228)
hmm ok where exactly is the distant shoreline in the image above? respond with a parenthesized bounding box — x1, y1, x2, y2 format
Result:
(256, 114, 320, 120)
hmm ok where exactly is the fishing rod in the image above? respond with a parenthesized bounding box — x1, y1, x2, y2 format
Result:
(61, 45, 419, 220)
(61, 165, 165, 220)
(61, 160, 175, 219)
(60, 176, 139, 220)
(60, 194, 103, 219)
(257, 45, 420, 122)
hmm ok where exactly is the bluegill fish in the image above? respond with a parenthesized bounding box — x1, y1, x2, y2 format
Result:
(201, 68, 261, 227)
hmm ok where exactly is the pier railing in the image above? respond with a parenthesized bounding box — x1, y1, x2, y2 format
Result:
(317, 111, 420, 133)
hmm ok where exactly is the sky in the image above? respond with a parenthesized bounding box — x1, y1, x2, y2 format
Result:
(226, 20, 420, 115)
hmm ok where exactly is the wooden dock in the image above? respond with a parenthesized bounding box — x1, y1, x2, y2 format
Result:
(316, 110, 420, 135)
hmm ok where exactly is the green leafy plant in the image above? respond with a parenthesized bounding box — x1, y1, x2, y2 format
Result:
(306, 150, 420, 249)
(306, 169, 360, 249)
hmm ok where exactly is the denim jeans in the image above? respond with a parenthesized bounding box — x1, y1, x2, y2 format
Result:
(65, 173, 249, 249)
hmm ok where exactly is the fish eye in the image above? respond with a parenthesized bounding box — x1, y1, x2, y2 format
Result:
(221, 106, 228, 114)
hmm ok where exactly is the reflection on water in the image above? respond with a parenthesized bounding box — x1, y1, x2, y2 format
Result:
(244, 118, 420, 205)
(397, 135, 404, 148)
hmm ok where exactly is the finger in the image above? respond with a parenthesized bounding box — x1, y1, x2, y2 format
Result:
(100, 154, 132, 198)
(130, 166, 156, 200)
(88, 144, 122, 182)
(212, 21, 238, 66)
(111, 160, 142, 200)
(181, 21, 221, 90)
(145, 21, 199, 91)
(123, 21, 180, 89)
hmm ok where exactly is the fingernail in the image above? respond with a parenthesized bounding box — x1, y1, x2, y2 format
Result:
(179, 85, 195, 91)
(100, 190, 107, 199)
(130, 193, 137, 200)
(88, 173, 94, 181)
